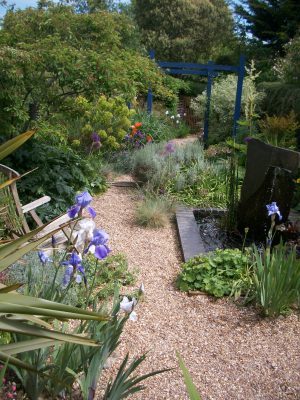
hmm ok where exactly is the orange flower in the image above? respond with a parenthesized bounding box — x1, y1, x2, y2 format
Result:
(146, 134, 153, 142)
(134, 122, 142, 128)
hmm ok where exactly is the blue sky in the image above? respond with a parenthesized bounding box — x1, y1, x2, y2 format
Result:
(0, 0, 45, 17)
(0, 0, 130, 17)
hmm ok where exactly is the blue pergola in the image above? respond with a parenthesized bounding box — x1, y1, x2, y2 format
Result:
(147, 51, 246, 144)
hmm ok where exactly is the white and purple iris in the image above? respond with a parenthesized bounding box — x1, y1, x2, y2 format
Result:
(120, 296, 138, 321)
(68, 191, 96, 219)
(266, 202, 282, 220)
(86, 229, 111, 260)
(62, 252, 85, 285)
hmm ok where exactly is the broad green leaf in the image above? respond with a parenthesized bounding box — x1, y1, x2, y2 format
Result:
(0, 293, 109, 321)
(0, 319, 99, 346)
(0, 220, 73, 272)
(0, 130, 35, 161)
(176, 352, 202, 400)
(5, 314, 52, 329)
(0, 338, 62, 355)
(0, 283, 23, 293)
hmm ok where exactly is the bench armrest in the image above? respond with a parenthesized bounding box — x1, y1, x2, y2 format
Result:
(21, 196, 51, 214)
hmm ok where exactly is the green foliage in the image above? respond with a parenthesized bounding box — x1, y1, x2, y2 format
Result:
(131, 111, 178, 142)
(253, 242, 300, 317)
(177, 248, 252, 297)
(134, 196, 173, 228)
(275, 31, 300, 84)
(177, 352, 202, 400)
(235, 0, 300, 54)
(258, 111, 299, 148)
(133, 0, 235, 62)
(130, 141, 228, 208)
(191, 73, 265, 143)
(67, 95, 134, 151)
(7, 140, 106, 219)
(0, 5, 176, 138)
(79, 253, 136, 304)
(258, 81, 300, 122)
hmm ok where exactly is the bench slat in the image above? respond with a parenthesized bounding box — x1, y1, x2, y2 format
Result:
(22, 196, 51, 213)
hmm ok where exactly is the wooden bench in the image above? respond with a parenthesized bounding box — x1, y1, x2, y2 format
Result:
(0, 164, 72, 244)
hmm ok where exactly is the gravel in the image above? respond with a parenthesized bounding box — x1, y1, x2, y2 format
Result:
(94, 176, 300, 400)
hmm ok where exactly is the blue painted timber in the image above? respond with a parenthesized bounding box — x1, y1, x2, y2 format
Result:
(147, 51, 246, 144)
(232, 55, 246, 138)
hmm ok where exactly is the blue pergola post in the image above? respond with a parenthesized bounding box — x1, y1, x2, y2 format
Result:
(203, 61, 214, 146)
(147, 50, 155, 114)
(232, 55, 246, 138)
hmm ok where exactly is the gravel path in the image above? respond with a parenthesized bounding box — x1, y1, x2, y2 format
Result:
(94, 177, 300, 400)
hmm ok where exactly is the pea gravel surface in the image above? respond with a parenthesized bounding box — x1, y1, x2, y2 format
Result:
(94, 175, 300, 400)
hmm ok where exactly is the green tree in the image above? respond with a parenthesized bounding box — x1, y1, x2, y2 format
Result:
(276, 30, 300, 84)
(132, 0, 235, 62)
(0, 5, 175, 137)
(235, 0, 300, 54)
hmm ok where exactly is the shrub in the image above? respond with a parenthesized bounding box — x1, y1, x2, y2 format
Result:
(177, 248, 252, 297)
(275, 32, 300, 85)
(131, 111, 176, 142)
(258, 82, 300, 121)
(253, 242, 300, 317)
(7, 140, 106, 219)
(66, 95, 135, 151)
(258, 111, 299, 148)
(130, 140, 229, 208)
(191, 73, 265, 143)
(134, 196, 174, 228)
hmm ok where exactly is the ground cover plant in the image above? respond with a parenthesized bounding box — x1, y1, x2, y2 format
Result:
(177, 248, 252, 298)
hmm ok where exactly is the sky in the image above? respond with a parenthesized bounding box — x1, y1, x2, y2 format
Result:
(0, 0, 46, 17)
(0, 0, 130, 17)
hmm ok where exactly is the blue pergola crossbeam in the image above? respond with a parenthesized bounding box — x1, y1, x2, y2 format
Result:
(158, 61, 239, 73)
(147, 51, 245, 145)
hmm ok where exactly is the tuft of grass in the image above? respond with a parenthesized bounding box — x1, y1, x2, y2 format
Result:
(134, 196, 174, 228)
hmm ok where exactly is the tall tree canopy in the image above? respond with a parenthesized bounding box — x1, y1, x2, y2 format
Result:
(235, 0, 300, 54)
(133, 0, 235, 62)
(0, 5, 175, 137)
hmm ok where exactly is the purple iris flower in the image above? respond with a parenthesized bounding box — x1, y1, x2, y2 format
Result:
(91, 132, 101, 142)
(266, 202, 282, 221)
(243, 136, 253, 143)
(61, 251, 85, 285)
(86, 228, 111, 260)
(38, 250, 52, 264)
(67, 191, 96, 219)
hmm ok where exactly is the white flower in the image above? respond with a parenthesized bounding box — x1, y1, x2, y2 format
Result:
(170, 115, 175, 119)
(177, 114, 181, 118)
(129, 311, 137, 321)
(183, 113, 186, 116)
(139, 283, 145, 294)
(165, 110, 169, 115)
(120, 296, 137, 314)
(176, 120, 179, 124)
(72, 219, 96, 253)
